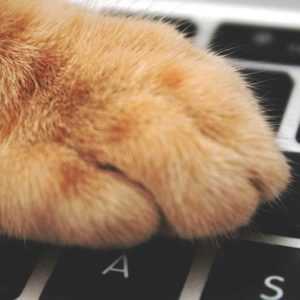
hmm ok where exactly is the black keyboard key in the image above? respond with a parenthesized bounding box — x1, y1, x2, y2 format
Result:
(241, 69, 293, 130)
(40, 238, 194, 300)
(211, 23, 300, 65)
(0, 237, 41, 299)
(201, 240, 300, 300)
(253, 152, 300, 238)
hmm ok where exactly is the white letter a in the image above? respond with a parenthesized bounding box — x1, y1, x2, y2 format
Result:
(102, 255, 130, 279)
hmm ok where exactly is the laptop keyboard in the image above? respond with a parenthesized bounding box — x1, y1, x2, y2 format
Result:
(241, 69, 294, 130)
(201, 240, 300, 300)
(210, 23, 300, 66)
(253, 152, 300, 238)
(4, 5, 300, 300)
(39, 238, 194, 300)
(0, 238, 41, 300)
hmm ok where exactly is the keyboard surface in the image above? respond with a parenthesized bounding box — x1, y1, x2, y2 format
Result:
(201, 240, 300, 300)
(0, 238, 42, 300)
(240, 68, 294, 130)
(210, 23, 300, 66)
(253, 152, 300, 238)
(39, 238, 194, 300)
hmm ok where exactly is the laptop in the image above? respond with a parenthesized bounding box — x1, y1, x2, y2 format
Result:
(5, 0, 300, 299)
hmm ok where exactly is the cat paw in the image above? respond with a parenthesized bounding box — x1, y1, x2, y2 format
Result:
(60, 17, 290, 242)
(0, 7, 290, 247)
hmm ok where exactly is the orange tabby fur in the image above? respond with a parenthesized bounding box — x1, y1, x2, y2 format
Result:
(0, 0, 290, 248)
